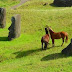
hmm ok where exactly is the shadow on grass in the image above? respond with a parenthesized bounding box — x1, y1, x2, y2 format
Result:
(13, 48, 42, 58)
(13, 46, 61, 58)
(0, 37, 9, 41)
(50, 3, 59, 7)
(41, 53, 69, 61)
(47, 45, 61, 49)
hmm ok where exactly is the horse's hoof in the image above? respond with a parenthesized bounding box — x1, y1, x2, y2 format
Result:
(44, 48, 47, 50)
(52, 44, 55, 47)
(42, 49, 43, 50)
(61, 45, 63, 47)
(52, 46, 54, 47)
(61, 44, 63, 46)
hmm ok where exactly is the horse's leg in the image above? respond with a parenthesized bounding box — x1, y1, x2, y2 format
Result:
(42, 42, 43, 50)
(44, 43, 47, 50)
(52, 39, 55, 47)
(61, 38, 64, 46)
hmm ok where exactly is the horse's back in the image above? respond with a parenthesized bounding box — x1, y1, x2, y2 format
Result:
(41, 34, 49, 43)
(61, 31, 68, 36)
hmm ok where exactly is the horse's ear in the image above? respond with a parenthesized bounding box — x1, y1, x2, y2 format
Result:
(46, 25, 49, 29)
(48, 26, 51, 29)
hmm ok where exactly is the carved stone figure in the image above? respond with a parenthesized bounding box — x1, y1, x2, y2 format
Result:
(62, 39, 72, 56)
(8, 14, 21, 40)
(0, 8, 6, 28)
(53, 0, 72, 7)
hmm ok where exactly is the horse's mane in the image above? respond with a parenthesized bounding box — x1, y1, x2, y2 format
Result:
(49, 28, 54, 33)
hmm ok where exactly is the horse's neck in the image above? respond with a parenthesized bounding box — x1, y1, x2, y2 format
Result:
(45, 30, 48, 34)
(50, 30, 54, 33)
(49, 30, 55, 35)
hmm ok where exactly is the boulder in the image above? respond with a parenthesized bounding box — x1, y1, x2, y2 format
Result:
(62, 39, 72, 56)
(8, 14, 21, 40)
(0, 8, 6, 28)
(53, 0, 72, 7)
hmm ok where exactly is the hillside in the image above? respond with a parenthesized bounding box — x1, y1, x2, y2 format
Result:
(0, 0, 72, 72)
(0, 0, 20, 8)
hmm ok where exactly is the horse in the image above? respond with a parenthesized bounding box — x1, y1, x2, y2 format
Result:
(41, 28, 50, 50)
(48, 27, 68, 47)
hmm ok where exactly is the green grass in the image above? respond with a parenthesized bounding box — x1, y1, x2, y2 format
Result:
(0, 0, 72, 72)
(0, 0, 20, 9)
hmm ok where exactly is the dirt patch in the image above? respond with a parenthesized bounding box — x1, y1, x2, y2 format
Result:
(11, 0, 29, 9)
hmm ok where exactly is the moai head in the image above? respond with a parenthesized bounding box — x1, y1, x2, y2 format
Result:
(8, 17, 15, 40)
(0, 8, 6, 28)
(53, 0, 72, 7)
(8, 14, 21, 41)
(71, 39, 72, 45)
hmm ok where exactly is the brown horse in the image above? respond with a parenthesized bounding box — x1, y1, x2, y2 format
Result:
(48, 27, 68, 47)
(41, 28, 49, 50)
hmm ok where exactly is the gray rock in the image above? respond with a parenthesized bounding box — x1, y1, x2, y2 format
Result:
(53, 0, 72, 7)
(62, 39, 72, 56)
(8, 14, 21, 40)
(0, 8, 6, 28)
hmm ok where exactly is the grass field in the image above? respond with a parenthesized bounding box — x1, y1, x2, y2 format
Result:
(0, 0, 72, 72)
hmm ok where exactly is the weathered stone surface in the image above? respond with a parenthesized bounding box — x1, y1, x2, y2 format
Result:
(0, 8, 6, 28)
(53, 0, 72, 7)
(62, 39, 72, 56)
(8, 14, 21, 40)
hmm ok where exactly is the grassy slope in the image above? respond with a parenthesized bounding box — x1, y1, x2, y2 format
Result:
(0, 0, 72, 72)
(0, 0, 20, 8)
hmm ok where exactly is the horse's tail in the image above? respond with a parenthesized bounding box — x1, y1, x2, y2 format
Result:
(65, 34, 68, 43)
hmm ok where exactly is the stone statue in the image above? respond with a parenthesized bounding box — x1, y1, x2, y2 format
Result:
(53, 0, 72, 7)
(62, 39, 72, 56)
(0, 8, 6, 28)
(8, 14, 21, 40)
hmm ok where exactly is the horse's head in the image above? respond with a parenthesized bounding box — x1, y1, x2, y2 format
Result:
(46, 25, 54, 33)
(45, 27, 47, 31)
(45, 27, 48, 34)
(46, 25, 52, 31)
(49, 27, 53, 31)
